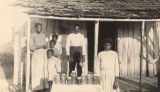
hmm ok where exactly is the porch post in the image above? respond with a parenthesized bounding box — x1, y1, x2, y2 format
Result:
(94, 21, 99, 73)
(140, 21, 145, 92)
(26, 18, 31, 92)
(157, 22, 160, 91)
(13, 31, 19, 86)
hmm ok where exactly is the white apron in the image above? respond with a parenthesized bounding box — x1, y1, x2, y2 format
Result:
(31, 49, 48, 90)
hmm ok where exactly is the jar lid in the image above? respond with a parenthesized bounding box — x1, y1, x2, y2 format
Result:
(67, 77, 71, 79)
(62, 74, 66, 76)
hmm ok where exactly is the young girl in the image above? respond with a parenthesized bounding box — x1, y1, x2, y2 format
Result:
(95, 38, 120, 92)
(47, 49, 61, 88)
(51, 34, 62, 58)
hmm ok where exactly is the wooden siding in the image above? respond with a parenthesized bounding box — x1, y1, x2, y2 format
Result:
(118, 22, 160, 77)
(118, 22, 141, 76)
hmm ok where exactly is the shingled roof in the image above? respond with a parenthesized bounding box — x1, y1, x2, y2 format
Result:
(15, 0, 160, 19)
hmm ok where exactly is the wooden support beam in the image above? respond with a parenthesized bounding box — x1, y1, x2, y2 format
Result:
(139, 21, 145, 92)
(157, 22, 160, 91)
(94, 21, 99, 73)
(13, 33, 19, 85)
(29, 15, 160, 22)
(26, 18, 31, 92)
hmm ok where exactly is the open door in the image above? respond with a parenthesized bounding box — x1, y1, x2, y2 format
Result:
(87, 22, 95, 73)
(98, 22, 118, 52)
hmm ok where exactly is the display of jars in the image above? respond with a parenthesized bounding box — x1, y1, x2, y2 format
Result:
(51, 73, 101, 85)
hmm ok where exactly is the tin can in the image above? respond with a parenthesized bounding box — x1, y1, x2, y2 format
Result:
(61, 74, 66, 84)
(67, 77, 71, 85)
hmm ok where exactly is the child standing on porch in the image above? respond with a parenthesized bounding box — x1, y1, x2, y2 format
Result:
(51, 34, 62, 58)
(95, 38, 120, 92)
(47, 49, 61, 89)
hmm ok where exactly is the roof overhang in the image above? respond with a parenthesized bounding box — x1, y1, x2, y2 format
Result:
(29, 15, 160, 22)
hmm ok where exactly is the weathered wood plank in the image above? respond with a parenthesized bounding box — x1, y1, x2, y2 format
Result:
(153, 22, 159, 76)
(142, 22, 147, 76)
(134, 22, 141, 76)
(118, 23, 124, 76)
(127, 22, 135, 76)
(123, 23, 129, 76)
(26, 18, 31, 92)
(94, 21, 99, 75)
(13, 34, 19, 85)
(146, 22, 154, 76)
(120, 76, 158, 91)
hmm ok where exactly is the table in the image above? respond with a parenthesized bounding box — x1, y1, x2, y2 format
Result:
(51, 85, 102, 92)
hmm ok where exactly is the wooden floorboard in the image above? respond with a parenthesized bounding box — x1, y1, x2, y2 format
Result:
(119, 76, 158, 92)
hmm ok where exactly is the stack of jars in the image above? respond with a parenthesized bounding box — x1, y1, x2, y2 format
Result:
(53, 73, 100, 85)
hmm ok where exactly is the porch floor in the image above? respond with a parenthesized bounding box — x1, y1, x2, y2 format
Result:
(26, 76, 158, 92)
(119, 76, 158, 92)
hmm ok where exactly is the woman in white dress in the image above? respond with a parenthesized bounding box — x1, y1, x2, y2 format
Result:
(95, 38, 120, 92)
(30, 23, 48, 91)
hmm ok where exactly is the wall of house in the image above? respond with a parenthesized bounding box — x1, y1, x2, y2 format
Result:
(143, 22, 160, 77)
(118, 22, 141, 76)
(118, 22, 160, 77)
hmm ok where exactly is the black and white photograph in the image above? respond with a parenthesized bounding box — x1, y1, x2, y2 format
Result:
(0, 0, 160, 92)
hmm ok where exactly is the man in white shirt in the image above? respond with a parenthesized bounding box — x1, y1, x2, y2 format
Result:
(66, 24, 85, 77)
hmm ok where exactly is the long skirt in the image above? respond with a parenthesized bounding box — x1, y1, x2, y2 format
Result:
(31, 49, 48, 90)
(100, 70, 120, 92)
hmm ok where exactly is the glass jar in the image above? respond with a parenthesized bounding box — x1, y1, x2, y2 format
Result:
(88, 74, 93, 84)
(61, 74, 66, 85)
(82, 76, 87, 84)
(67, 77, 71, 85)
(71, 71, 76, 84)
(77, 77, 82, 85)
(56, 74, 61, 84)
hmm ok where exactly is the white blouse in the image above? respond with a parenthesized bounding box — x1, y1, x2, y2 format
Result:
(66, 33, 85, 55)
(30, 33, 46, 51)
(95, 50, 119, 77)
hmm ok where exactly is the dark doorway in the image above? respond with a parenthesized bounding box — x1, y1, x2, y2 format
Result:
(87, 22, 95, 73)
(98, 22, 118, 52)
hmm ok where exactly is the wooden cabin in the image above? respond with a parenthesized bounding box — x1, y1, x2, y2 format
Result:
(13, 0, 160, 92)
